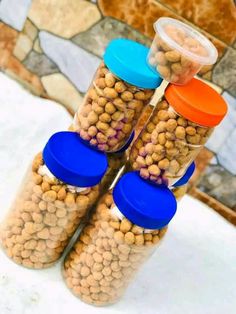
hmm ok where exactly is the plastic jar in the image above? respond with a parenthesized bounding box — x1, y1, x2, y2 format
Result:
(148, 17, 218, 85)
(0, 132, 108, 269)
(63, 172, 177, 306)
(171, 162, 195, 201)
(100, 131, 135, 193)
(73, 38, 162, 153)
(129, 78, 227, 186)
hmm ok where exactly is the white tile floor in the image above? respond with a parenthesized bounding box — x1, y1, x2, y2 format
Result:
(0, 73, 235, 314)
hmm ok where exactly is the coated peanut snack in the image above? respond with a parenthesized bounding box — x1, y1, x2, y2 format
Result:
(63, 191, 167, 306)
(100, 153, 126, 193)
(148, 18, 217, 85)
(69, 124, 127, 194)
(172, 185, 188, 201)
(129, 98, 213, 186)
(0, 153, 99, 269)
(73, 62, 154, 152)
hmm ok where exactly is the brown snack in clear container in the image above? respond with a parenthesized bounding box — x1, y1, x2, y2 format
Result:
(100, 131, 135, 193)
(129, 78, 227, 186)
(0, 132, 108, 269)
(72, 39, 162, 152)
(171, 162, 195, 201)
(63, 172, 176, 305)
(148, 18, 218, 85)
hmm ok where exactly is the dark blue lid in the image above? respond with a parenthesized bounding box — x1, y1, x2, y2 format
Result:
(173, 162, 195, 187)
(114, 131, 135, 154)
(43, 131, 108, 187)
(104, 39, 162, 89)
(113, 172, 177, 229)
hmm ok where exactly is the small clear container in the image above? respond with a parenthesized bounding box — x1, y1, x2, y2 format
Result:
(73, 39, 162, 153)
(148, 17, 218, 85)
(63, 172, 176, 306)
(171, 162, 195, 201)
(129, 78, 227, 186)
(0, 132, 108, 269)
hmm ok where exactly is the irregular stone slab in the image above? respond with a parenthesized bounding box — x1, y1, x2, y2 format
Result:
(218, 95, 236, 175)
(39, 31, 101, 93)
(0, 0, 32, 31)
(97, 0, 227, 63)
(198, 164, 236, 210)
(23, 51, 58, 77)
(72, 17, 151, 57)
(13, 19, 38, 62)
(29, 0, 101, 38)
(33, 38, 43, 54)
(13, 33, 33, 61)
(23, 19, 38, 42)
(41, 73, 83, 113)
(213, 48, 236, 97)
(157, 0, 236, 45)
(206, 92, 236, 154)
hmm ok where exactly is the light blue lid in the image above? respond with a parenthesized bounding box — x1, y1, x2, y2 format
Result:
(104, 39, 162, 89)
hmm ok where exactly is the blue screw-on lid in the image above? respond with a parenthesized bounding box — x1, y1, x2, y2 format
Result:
(113, 172, 177, 229)
(173, 162, 195, 187)
(104, 39, 162, 89)
(43, 131, 108, 187)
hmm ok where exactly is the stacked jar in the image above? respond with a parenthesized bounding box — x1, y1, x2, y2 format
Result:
(72, 38, 163, 153)
(129, 78, 227, 186)
(171, 162, 195, 201)
(0, 132, 108, 269)
(63, 172, 177, 306)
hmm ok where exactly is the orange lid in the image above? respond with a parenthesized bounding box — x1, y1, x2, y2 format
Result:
(164, 78, 227, 127)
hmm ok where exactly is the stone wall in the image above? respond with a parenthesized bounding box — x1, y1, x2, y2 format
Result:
(0, 0, 235, 222)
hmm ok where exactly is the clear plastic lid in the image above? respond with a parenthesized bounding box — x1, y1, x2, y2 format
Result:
(154, 17, 218, 65)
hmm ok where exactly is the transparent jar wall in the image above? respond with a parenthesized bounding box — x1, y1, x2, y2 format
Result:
(68, 124, 126, 194)
(73, 62, 155, 152)
(0, 153, 100, 269)
(63, 191, 167, 306)
(172, 184, 188, 201)
(129, 97, 213, 186)
(148, 34, 203, 85)
(100, 153, 126, 193)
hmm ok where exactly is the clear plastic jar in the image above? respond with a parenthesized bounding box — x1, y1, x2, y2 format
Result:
(148, 17, 218, 85)
(171, 162, 195, 201)
(100, 132, 134, 193)
(63, 172, 176, 306)
(73, 39, 162, 153)
(0, 132, 108, 269)
(129, 78, 227, 186)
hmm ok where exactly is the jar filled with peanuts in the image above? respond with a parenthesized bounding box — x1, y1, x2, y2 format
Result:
(129, 78, 227, 186)
(63, 172, 176, 306)
(148, 17, 218, 85)
(100, 131, 135, 193)
(73, 38, 162, 153)
(0, 132, 108, 269)
(171, 162, 195, 201)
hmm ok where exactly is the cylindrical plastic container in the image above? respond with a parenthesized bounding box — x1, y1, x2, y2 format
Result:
(129, 78, 227, 186)
(73, 38, 162, 153)
(0, 132, 108, 269)
(171, 162, 195, 201)
(100, 131, 135, 193)
(148, 17, 218, 85)
(63, 172, 177, 306)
